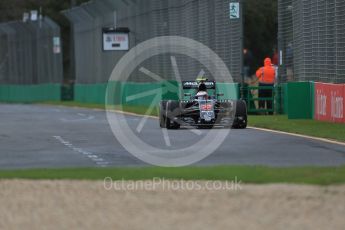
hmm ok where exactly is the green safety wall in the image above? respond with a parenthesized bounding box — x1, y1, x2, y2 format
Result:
(281, 83, 289, 114)
(75, 82, 177, 106)
(287, 81, 314, 119)
(181, 83, 239, 100)
(0, 84, 61, 102)
(75, 81, 239, 106)
(216, 83, 239, 100)
(0, 81, 319, 120)
(75, 83, 108, 104)
(284, 83, 289, 114)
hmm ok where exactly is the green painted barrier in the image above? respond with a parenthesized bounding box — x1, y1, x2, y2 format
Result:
(216, 83, 239, 100)
(77, 81, 239, 106)
(287, 81, 314, 119)
(79, 81, 175, 106)
(0, 84, 61, 103)
(122, 82, 166, 106)
(274, 83, 288, 115)
(75, 83, 107, 104)
(282, 83, 288, 114)
(61, 85, 74, 101)
(182, 83, 238, 101)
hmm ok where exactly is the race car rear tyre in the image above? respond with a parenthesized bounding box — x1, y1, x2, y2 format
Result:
(159, 100, 168, 128)
(165, 100, 181, 129)
(232, 100, 247, 129)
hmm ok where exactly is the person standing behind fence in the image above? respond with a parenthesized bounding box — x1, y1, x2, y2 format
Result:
(243, 48, 254, 80)
(255, 57, 276, 115)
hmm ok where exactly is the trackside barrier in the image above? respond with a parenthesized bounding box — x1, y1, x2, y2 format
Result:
(79, 82, 175, 106)
(287, 82, 314, 119)
(75, 84, 108, 104)
(314, 82, 344, 123)
(281, 83, 289, 114)
(0, 84, 61, 102)
(245, 85, 275, 114)
(216, 83, 239, 101)
(77, 81, 239, 106)
(242, 84, 288, 115)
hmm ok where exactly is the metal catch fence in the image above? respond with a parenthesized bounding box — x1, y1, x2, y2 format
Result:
(278, 0, 345, 83)
(63, 0, 243, 84)
(0, 16, 63, 84)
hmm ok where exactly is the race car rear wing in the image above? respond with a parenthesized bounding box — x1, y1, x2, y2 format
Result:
(182, 81, 216, 90)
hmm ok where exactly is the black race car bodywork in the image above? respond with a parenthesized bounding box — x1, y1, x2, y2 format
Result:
(159, 81, 247, 129)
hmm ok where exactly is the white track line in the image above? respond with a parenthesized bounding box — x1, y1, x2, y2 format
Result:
(60, 115, 95, 122)
(108, 108, 158, 119)
(162, 128, 171, 147)
(53, 136, 110, 167)
(248, 126, 345, 147)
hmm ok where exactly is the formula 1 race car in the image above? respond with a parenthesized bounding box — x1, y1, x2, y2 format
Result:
(159, 80, 247, 129)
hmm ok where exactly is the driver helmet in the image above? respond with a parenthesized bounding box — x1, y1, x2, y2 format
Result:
(198, 82, 207, 92)
(196, 83, 208, 99)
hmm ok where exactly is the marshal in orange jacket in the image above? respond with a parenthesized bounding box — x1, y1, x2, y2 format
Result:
(255, 58, 276, 84)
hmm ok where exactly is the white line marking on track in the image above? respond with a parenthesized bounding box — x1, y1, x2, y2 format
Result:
(60, 115, 95, 122)
(248, 127, 345, 147)
(162, 128, 171, 147)
(53, 136, 111, 167)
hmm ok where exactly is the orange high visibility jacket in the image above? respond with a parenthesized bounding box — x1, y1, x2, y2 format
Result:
(256, 58, 276, 84)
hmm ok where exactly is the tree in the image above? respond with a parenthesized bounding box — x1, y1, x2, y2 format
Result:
(244, 0, 278, 74)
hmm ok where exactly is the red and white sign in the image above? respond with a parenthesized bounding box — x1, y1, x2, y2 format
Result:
(103, 32, 129, 51)
(314, 82, 344, 123)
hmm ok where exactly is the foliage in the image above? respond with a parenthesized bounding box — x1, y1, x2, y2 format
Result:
(244, 0, 278, 74)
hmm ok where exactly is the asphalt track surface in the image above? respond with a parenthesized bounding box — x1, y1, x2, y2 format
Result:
(1, 104, 345, 169)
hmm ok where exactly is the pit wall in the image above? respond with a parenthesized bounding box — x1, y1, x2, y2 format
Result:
(0, 84, 61, 102)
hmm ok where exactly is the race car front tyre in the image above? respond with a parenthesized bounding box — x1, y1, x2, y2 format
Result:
(232, 100, 247, 129)
(165, 100, 181, 129)
(219, 101, 235, 128)
(159, 100, 168, 128)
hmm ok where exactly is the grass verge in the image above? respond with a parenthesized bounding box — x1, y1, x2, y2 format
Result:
(249, 115, 345, 142)
(1, 166, 345, 185)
